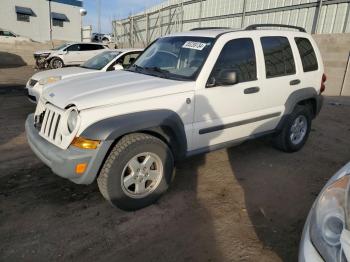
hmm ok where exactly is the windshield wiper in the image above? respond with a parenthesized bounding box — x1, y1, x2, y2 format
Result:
(144, 67, 170, 78)
(127, 64, 144, 73)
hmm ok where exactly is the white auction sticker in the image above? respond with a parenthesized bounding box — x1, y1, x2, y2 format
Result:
(182, 41, 207, 50)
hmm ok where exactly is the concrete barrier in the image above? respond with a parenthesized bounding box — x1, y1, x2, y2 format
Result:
(313, 34, 350, 96)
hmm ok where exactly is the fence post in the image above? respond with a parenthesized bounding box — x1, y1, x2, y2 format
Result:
(312, 0, 323, 33)
(146, 13, 149, 44)
(198, 0, 203, 27)
(340, 52, 350, 96)
(343, 3, 350, 33)
(241, 0, 247, 28)
(130, 16, 134, 47)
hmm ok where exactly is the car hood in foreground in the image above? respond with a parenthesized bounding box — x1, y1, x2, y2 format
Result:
(42, 70, 194, 110)
(32, 67, 97, 81)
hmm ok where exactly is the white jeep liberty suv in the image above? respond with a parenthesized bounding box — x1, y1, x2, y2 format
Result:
(25, 24, 325, 210)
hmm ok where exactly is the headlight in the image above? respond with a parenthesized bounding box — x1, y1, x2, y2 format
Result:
(38, 76, 61, 86)
(67, 108, 79, 133)
(310, 174, 350, 261)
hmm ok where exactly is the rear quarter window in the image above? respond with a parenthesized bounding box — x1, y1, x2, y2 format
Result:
(261, 36, 296, 78)
(295, 37, 318, 72)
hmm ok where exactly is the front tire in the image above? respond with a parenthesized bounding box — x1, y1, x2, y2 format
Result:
(273, 105, 312, 152)
(97, 133, 174, 211)
(49, 57, 64, 69)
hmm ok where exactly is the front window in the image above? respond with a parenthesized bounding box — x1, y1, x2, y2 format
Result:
(52, 43, 70, 51)
(128, 36, 214, 81)
(81, 51, 121, 70)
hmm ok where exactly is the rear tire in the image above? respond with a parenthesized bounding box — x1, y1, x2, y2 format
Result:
(97, 133, 174, 211)
(273, 105, 312, 152)
(49, 57, 64, 69)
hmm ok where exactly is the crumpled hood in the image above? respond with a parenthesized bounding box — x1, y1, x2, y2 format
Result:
(42, 70, 194, 110)
(32, 67, 96, 81)
(34, 50, 53, 55)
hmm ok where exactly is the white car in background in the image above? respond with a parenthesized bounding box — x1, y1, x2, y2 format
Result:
(0, 28, 32, 42)
(299, 162, 350, 262)
(34, 42, 109, 69)
(27, 48, 143, 103)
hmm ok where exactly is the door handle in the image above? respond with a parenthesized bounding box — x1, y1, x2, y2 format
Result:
(244, 87, 260, 94)
(290, 79, 301, 85)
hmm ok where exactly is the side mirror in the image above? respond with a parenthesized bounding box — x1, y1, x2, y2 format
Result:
(129, 57, 136, 65)
(217, 69, 238, 86)
(113, 64, 124, 70)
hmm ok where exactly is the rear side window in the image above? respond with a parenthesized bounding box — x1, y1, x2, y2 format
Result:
(211, 38, 257, 83)
(80, 44, 97, 51)
(295, 37, 318, 72)
(261, 36, 296, 78)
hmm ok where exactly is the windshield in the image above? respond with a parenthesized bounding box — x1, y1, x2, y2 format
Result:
(52, 43, 71, 51)
(81, 51, 121, 70)
(128, 36, 214, 81)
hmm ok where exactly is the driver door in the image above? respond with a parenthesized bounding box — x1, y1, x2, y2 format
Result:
(64, 44, 82, 65)
(193, 37, 280, 150)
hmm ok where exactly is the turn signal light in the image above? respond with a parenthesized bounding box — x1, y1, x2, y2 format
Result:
(75, 163, 87, 174)
(71, 137, 100, 149)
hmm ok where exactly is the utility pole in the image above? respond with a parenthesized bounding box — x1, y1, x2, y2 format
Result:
(48, 0, 53, 47)
(97, 0, 101, 34)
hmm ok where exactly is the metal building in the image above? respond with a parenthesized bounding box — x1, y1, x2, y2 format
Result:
(0, 0, 83, 42)
(112, 0, 350, 48)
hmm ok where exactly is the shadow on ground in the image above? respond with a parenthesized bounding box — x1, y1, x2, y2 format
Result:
(0, 52, 27, 69)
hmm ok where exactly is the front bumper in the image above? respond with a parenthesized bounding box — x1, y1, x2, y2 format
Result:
(25, 114, 112, 184)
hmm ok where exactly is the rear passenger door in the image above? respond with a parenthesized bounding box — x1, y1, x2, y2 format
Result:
(79, 44, 104, 63)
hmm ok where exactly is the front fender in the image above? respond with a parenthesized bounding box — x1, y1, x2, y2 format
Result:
(80, 110, 188, 159)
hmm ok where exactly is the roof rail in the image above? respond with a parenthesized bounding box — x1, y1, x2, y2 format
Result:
(245, 24, 306, 33)
(190, 27, 231, 31)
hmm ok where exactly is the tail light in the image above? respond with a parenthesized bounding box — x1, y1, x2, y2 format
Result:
(320, 73, 327, 94)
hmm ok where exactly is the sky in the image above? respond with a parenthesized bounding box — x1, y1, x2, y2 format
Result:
(82, 0, 166, 33)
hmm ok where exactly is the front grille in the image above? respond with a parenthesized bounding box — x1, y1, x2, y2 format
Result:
(29, 79, 38, 87)
(39, 103, 63, 144)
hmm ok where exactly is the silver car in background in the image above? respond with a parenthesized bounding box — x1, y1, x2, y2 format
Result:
(27, 48, 143, 103)
(299, 162, 350, 261)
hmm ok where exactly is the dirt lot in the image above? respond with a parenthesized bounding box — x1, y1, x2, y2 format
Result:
(0, 66, 349, 262)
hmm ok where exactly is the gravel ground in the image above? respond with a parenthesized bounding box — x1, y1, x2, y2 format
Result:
(0, 66, 349, 262)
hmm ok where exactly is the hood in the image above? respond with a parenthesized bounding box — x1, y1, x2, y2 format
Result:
(32, 67, 96, 81)
(34, 50, 53, 55)
(42, 70, 194, 110)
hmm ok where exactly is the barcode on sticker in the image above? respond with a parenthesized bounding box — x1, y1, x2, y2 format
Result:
(182, 41, 206, 50)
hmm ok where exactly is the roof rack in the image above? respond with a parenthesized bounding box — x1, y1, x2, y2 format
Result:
(190, 27, 231, 31)
(245, 24, 306, 33)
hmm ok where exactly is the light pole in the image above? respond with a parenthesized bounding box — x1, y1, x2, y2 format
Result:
(80, 8, 87, 42)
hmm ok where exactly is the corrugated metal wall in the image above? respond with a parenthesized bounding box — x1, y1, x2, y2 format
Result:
(112, 0, 350, 47)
